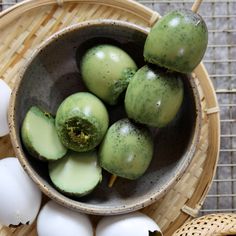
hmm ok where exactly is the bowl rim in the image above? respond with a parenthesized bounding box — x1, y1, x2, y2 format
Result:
(8, 19, 202, 215)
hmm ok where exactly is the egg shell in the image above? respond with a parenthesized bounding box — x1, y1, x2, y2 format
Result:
(37, 201, 93, 236)
(96, 212, 162, 236)
(0, 80, 11, 137)
(0, 157, 42, 226)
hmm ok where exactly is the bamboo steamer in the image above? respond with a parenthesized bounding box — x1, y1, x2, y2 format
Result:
(0, 0, 220, 235)
(173, 213, 236, 236)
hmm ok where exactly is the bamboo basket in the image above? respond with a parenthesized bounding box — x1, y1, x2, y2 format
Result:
(0, 0, 220, 235)
(173, 213, 236, 236)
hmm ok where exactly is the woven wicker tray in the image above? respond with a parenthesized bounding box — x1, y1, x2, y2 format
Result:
(0, 0, 220, 235)
(173, 213, 236, 235)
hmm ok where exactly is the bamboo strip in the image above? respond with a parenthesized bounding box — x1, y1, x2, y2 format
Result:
(173, 213, 236, 235)
(0, 0, 157, 28)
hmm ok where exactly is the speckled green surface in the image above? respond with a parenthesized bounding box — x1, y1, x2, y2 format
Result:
(55, 92, 109, 152)
(81, 44, 137, 105)
(144, 9, 208, 73)
(99, 119, 154, 180)
(125, 65, 184, 128)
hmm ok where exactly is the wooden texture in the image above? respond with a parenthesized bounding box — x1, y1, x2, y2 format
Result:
(0, 0, 220, 235)
(173, 213, 236, 235)
(191, 0, 203, 13)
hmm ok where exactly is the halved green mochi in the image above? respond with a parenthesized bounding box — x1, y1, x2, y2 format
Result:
(49, 151, 102, 197)
(21, 106, 67, 161)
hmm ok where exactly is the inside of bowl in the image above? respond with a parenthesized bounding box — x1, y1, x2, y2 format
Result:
(14, 21, 198, 212)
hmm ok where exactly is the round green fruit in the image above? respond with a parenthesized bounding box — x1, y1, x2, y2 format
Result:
(99, 119, 154, 180)
(55, 92, 109, 152)
(125, 65, 184, 128)
(144, 9, 208, 73)
(80, 44, 137, 105)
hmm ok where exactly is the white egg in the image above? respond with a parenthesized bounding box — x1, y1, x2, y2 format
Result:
(37, 200, 93, 236)
(96, 212, 162, 236)
(0, 157, 42, 226)
(0, 79, 11, 137)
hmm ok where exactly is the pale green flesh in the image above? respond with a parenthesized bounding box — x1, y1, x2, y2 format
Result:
(49, 151, 102, 196)
(22, 106, 67, 161)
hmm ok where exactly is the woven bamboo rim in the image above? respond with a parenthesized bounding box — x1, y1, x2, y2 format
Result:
(173, 213, 236, 235)
(0, 0, 220, 235)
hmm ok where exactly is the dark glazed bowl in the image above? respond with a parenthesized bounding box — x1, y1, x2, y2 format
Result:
(9, 20, 201, 215)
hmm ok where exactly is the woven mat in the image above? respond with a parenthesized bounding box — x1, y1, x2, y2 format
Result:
(0, 0, 220, 235)
(173, 213, 236, 235)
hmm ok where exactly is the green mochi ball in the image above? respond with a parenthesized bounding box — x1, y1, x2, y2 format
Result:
(125, 65, 184, 128)
(81, 44, 137, 105)
(144, 9, 208, 73)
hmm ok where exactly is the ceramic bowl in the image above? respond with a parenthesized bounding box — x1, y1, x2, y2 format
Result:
(9, 19, 201, 215)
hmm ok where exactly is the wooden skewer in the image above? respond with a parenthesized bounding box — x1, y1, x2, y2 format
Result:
(191, 0, 203, 13)
(108, 174, 117, 188)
